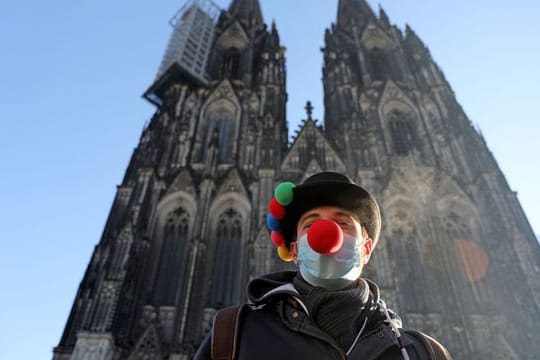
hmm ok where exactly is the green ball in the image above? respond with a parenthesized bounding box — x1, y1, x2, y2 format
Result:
(274, 182, 295, 206)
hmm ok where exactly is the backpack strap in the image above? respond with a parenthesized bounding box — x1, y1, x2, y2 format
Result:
(211, 305, 248, 360)
(403, 330, 453, 360)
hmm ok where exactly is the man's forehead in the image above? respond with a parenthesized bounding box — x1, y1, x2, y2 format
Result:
(298, 206, 358, 222)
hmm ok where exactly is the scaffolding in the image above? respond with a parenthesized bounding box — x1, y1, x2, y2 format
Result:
(156, 0, 222, 82)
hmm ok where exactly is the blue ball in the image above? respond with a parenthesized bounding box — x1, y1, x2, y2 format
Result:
(266, 214, 282, 232)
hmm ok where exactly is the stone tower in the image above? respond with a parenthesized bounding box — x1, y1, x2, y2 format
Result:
(54, 0, 540, 359)
(319, 1, 540, 358)
(54, 0, 287, 358)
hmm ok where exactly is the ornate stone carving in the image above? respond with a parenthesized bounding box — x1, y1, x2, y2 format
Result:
(71, 332, 115, 360)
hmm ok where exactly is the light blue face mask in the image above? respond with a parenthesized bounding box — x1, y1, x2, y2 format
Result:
(297, 232, 363, 290)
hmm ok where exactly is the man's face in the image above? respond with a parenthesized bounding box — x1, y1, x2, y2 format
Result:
(292, 205, 373, 267)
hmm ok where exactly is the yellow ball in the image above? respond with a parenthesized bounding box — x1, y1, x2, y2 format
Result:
(277, 246, 293, 262)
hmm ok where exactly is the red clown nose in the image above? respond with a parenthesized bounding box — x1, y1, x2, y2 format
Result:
(307, 219, 344, 255)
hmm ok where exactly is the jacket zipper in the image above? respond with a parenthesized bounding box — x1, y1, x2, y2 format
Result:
(283, 299, 348, 360)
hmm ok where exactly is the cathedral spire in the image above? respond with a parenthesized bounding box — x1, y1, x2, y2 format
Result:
(378, 5, 390, 27)
(337, 0, 376, 29)
(404, 23, 430, 56)
(228, 0, 263, 27)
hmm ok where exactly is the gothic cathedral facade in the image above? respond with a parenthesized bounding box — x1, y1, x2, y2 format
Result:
(54, 0, 540, 359)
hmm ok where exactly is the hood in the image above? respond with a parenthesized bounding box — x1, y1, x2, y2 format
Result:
(247, 271, 300, 305)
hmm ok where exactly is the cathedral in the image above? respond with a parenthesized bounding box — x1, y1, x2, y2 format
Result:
(53, 0, 540, 359)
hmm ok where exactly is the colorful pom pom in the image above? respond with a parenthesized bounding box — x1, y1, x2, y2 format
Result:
(307, 219, 344, 255)
(277, 246, 293, 262)
(268, 198, 286, 220)
(271, 231, 286, 247)
(266, 214, 282, 232)
(274, 182, 295, 206)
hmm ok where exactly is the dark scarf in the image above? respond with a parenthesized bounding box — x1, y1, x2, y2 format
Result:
(293, 274, 371, 351)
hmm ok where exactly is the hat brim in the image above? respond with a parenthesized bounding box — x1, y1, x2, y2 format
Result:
(281, 181, 380, 245)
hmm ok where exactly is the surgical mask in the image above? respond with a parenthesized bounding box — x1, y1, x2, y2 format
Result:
(297, 232, 363, 290)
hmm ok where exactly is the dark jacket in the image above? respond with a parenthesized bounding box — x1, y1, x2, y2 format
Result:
(194, 271, 451, 360)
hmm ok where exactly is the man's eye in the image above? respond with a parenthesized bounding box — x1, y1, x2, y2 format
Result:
(303, 222, 313, 230)
(337, 220, 352, 227)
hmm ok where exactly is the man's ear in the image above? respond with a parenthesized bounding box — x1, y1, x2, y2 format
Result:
(362, 238, 373, 264)
(290, 242, 298, 265)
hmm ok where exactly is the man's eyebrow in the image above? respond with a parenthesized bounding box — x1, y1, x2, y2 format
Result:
(298, 213, 320, 225)
(333, 211, 361, 223)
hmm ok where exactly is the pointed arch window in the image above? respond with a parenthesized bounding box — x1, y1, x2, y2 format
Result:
(221, 48, 241, 79)
(369, 48, 389, 81)
(205, 108, 235, 163)
(369, 47, 403, 81)
(153, 207, 190, 306)
(389, 111, 416, 155)
(215, 118, 233, 163)
(209, 208, 243, 308)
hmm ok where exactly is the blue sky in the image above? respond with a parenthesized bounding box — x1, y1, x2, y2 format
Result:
(1, 0, 539, 358)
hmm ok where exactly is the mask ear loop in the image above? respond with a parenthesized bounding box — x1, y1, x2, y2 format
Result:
(290, 241, 298, 264)
(359, 225, 373, 265)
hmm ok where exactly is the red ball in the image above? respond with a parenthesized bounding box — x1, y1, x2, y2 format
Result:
(307, 219, 343, 255)
(271, 231, 286, 247)
(269, 198, 286, 220)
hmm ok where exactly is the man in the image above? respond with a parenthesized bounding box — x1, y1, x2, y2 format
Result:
(194, 171, 451, 359)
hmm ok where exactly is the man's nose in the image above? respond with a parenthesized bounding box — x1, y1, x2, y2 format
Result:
(307, 219, 344, 255)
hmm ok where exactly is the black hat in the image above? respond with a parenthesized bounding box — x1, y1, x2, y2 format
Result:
(280, 171, 381, 247)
